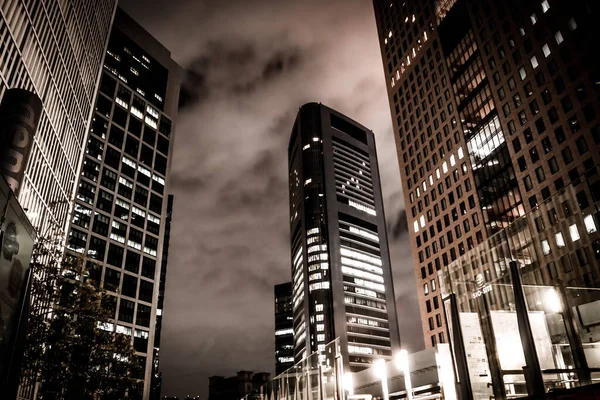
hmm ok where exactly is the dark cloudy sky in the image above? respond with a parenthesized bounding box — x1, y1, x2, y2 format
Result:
(120, 0, 423, 397)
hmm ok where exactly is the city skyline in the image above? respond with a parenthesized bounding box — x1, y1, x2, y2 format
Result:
(118, 0, 422, 397)
(1, 0, 598, 399)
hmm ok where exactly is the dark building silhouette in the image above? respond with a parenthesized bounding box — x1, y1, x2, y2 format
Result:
(64, 8, 181, 398)
(274, 282, 294, 375)
(373, 0, 600, 348)
(288, 103, 401, 371)
(151, 194, 174, 399)
(208, 371, 270, 400)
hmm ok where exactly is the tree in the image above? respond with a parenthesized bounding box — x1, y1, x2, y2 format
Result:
(21, 235, 142, 400)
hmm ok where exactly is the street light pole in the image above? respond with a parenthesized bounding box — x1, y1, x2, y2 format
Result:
(374, 359, 389, 400)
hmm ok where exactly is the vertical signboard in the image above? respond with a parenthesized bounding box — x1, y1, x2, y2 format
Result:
(0, 177, 36, 384)
(0, 89, 42, 196)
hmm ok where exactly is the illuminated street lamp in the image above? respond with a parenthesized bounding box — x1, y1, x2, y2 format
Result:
(344, 371, 354, 396)
(395, 350, 413, 400)
(373, 359, 389, 400)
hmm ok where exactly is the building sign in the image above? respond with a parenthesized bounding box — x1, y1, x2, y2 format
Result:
(472, 273, 492, 299)
(0, 177, 36, 378)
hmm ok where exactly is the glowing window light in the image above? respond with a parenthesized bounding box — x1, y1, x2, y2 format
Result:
(584, 215, 597, 233)
(569, 224, 580, 242)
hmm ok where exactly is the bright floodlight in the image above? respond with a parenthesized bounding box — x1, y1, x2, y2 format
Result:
(343, 372, 354, 395)
(544, 288, 562, 313)
(396, 349, 410, 371)
(373, 358, 387, 379)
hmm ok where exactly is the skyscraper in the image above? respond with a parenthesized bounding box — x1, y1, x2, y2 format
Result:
(150, 194, 174, 400)
(0, 0, 117, 233)
(274, 282, 294, 375)
(64, 8, 181, 399)
(288, 103, 400, 371)
(373, 0, 600, 347)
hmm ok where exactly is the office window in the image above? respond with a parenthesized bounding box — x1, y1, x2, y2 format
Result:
(555, 31, 564, 45)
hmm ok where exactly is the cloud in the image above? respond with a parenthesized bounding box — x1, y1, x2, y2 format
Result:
(120, 0, 422, 397)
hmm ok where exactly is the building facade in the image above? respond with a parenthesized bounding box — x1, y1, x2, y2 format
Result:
(0, 0, 117, 234)
(373, 0, 600, 348)
(288, 103, 400, 372)
(441, 173, 600, 398)
(64, 8, 181, 399)
(151, 194, 174, 399)
(274, 282, 294, 375)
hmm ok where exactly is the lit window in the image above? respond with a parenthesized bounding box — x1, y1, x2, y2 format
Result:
(458, 147, 464, 159)
(568, 18, 577, 31)
(414, 221, 419, 233)
(542, 43, 551, 57)
(541, 239, 551, 255)
(519, 27, 526, 36)
(530, 55, 539, 69)
(555, 31, 564, 44)
(541, 0, 550, 13)
(519, 67, 527, 80)
(388, 31, 392, 38)
(429, 175, 434, 185)
(154, 93, 163, 102)
(584, 215, 597, 233)
(569, 224, 580, 242)
(442, 161, 448, 173)
(315, 304, 323, 312)
(420, 215, 426, 228)
(450, 154, 456, 166)
(303, 144, 310, 150)
(431, 279, 436, 291)
(312, 137, 319, 142)
(424, 283, 429, 295)
(130, 67, 139, 76)
(530, 13, 537, 25)
(436, 168, 441, 179)
(304, 178, 312, 186)
(555, 232, 565, 248)
(422, 181, 427, 191)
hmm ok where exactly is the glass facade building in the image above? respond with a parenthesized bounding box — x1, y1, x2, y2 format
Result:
(64, 9, 181, 399)
(441, 171, 600, 398)
(275, 282, 294, 375)
(0, 0, 117, 233)
(288, 103, 400, 372)
(373, 0, 600, 349)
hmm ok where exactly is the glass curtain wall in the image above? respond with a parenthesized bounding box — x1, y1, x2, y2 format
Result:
(441, 165, 600, 399)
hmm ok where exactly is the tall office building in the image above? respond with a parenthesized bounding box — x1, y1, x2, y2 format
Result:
(65, 8, 181, 399)
(150, 194, 174, 400)
(373, 0, 600, 347)
(288, 103, 400, 371)
(0, 0, 117, 233)
(274, 282, 294, 375)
